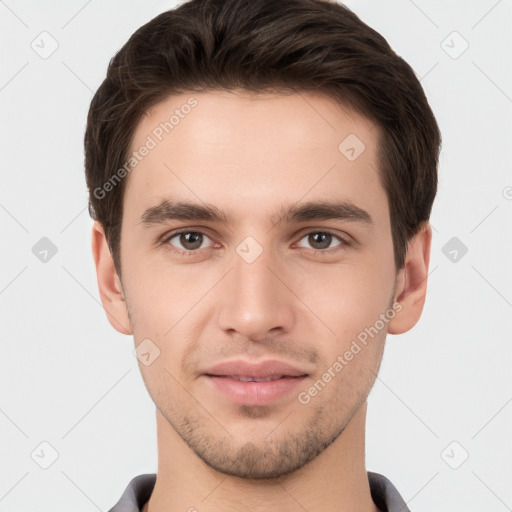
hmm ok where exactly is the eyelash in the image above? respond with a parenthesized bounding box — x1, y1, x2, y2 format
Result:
(159, 229, 351, 257)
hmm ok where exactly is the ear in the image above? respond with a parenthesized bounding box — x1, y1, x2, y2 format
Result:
(388, 221, 432, 335)
(91, 221, 133, 335)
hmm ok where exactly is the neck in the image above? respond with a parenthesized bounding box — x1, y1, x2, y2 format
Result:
(143, 401, 380, 512)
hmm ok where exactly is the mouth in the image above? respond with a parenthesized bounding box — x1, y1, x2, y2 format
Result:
(210, 374, 292, 382)
(203, 359, 309, 406)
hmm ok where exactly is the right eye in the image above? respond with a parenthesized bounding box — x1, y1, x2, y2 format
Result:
(161, 230, 216, 255)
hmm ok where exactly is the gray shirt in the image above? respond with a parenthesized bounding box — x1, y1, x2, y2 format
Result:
(107, 471, 411, 512)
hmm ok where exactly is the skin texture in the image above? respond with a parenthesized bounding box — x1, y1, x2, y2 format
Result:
(92, 90, 431, 512)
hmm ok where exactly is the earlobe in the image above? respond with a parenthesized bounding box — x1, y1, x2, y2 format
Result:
(387, 222, 432, 335)
(91, 221, 133, 335)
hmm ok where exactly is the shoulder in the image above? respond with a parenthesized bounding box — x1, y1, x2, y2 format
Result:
(107, 474, 156, 512)
(368, 471, 411, 512)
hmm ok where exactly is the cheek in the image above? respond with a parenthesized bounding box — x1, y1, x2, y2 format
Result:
(294, 259, 395, 340)
(123, 258, 200, 331)
(123, 259, 218, 377)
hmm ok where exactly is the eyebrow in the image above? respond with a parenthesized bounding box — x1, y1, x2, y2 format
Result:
(139, 199, 373, 227)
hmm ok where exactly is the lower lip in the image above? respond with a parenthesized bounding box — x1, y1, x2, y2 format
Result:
(205, 375, 307, 406)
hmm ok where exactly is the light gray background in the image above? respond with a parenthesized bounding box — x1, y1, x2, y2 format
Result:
(1, 1, 511, 511)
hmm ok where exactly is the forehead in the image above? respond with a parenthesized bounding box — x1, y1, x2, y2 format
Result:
(124, 89, 385, 225)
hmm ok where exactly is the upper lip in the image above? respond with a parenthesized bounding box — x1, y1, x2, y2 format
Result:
(204, 359, 309, 378)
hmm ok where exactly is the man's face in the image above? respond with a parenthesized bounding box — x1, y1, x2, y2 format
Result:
(117, 90, 399, 478)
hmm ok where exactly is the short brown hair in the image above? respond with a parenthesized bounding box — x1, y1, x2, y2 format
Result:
(85, 0, 441, 276)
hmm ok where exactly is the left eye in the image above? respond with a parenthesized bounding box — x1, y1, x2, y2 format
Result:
(296, 232, 344, 251)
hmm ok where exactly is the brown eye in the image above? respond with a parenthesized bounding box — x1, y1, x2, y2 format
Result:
(296, 231, 344, 251)
(309, 232, 332, 250)
(165, 231, 212, 252)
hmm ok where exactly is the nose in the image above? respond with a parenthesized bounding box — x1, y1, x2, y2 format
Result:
(216, 241, 296, 342)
